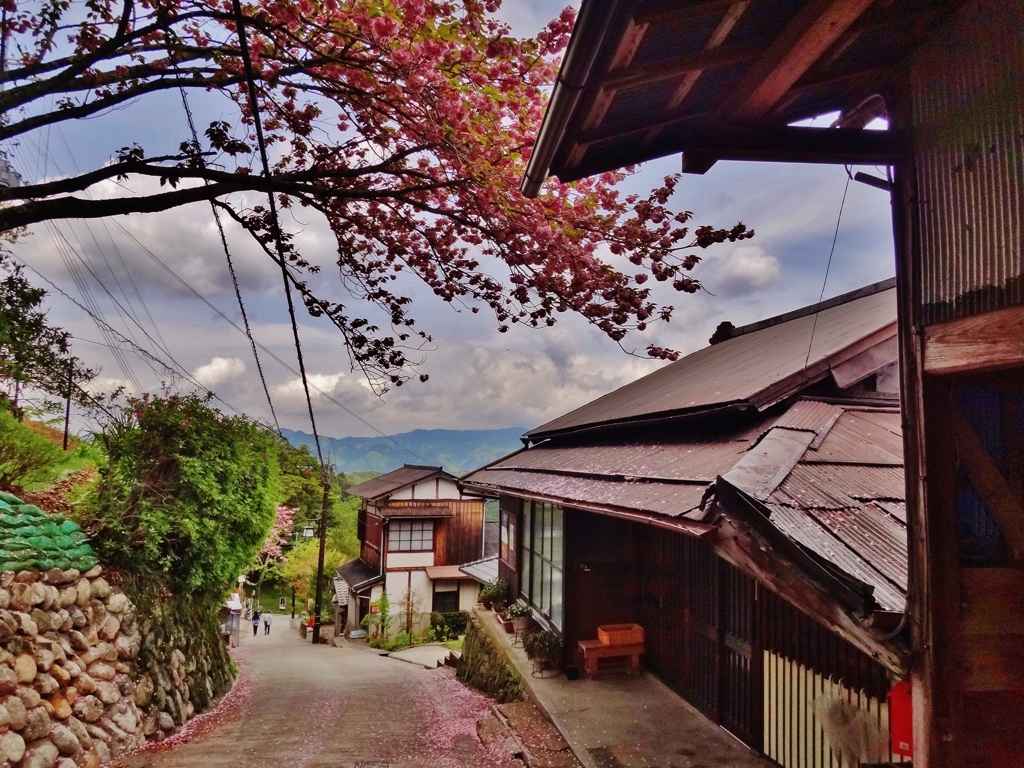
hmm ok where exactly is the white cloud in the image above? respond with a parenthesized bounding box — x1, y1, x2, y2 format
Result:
(193, 357, 246, 387)
(704, 245, 782, 297)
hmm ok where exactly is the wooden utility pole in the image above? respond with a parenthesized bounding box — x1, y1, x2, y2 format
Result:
(62, 358, 73, 450)
(310, 478, 331, 644)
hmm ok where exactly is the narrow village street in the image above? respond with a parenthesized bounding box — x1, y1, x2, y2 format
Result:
(114, 626, 516, 768)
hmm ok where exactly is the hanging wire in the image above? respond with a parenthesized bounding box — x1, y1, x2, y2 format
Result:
(176, 75, 282, 434)
(801, 173, 852, 375)
(232, 0, 327, 472)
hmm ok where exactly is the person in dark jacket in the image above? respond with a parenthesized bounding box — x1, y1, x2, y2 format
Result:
(252, 609, 261, 636)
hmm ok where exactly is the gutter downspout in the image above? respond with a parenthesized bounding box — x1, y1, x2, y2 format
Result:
(520, 0, 622, 198)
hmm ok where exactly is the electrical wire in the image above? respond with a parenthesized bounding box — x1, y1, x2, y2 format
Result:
(176, 82, 281, 434)
(231, 0, 326, 473)
(801, 173, 852, 376)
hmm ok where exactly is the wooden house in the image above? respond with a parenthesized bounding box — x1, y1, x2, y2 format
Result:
(462, 281, 911, 765)
(518, 2, 1022, 762)
(337, 465, 485, 637)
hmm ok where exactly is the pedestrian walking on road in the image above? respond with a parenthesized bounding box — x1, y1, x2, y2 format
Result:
(263, 612, 272, 635)
(252, 610, 261, 637)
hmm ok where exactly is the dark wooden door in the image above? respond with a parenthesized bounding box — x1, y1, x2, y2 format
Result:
(719, 560, 759, 749)
(685, 537, 720, 719)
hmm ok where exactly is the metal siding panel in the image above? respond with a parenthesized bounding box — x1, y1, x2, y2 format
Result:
(912, 3, 1024, 324)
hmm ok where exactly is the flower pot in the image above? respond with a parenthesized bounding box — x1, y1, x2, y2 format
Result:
(502, 619, 514, 633)
(511, 616, 531, 633)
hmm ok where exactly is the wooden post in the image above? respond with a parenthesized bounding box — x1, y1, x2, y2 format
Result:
(310, 481, 330, 644)
(62, 358, 72, 451)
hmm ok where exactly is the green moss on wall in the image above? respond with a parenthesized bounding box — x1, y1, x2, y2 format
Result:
(457, 616, 524, 703)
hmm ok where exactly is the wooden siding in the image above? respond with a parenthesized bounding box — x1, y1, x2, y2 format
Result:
(360, 512, 383, 572)
(499, 495, 520, 597)
(560, 509, 898, 759)
(386, 499, 484, 566)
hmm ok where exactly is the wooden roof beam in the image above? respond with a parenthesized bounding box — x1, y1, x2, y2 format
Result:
(716, 0, 878, 122)
(679, 123, 904, 174)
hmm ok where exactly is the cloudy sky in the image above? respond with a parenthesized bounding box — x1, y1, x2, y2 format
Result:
(8, 0, 896, 439)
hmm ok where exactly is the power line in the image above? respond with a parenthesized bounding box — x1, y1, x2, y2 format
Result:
(13, 257, 255, 421)
(232, 0, 325, 471)
(176, 81, 281, 434)
(801, 173, 852, 375)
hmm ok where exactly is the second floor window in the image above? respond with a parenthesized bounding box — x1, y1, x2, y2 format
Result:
(388, 520, 434, 551)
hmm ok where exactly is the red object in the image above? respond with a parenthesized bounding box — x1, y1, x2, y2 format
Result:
(308, 617, 315, 628)
(888, 679, 913, 757)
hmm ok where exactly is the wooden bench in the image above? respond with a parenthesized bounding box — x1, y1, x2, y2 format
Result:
(578, 639, 644, 679)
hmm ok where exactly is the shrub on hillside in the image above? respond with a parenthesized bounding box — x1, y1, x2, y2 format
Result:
(0, 409, 63, 488)
(76, 392, 279, 599)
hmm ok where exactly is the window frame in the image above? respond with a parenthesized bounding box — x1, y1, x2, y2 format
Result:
(518, 500, 564, 630)
(387, 519, 435, 552)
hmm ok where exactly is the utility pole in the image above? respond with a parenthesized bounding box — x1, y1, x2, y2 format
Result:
(62, 358, 73, 450)
(310, 476, 331, 644)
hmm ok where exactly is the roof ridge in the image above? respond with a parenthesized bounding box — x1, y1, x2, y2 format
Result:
(726, 277, 896, 340)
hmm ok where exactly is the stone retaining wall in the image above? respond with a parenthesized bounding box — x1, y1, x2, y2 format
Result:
(0, 494, 235, 767)
(456, 616, 524, 704)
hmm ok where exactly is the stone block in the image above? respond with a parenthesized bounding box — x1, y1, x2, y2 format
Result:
(18, 686, 42, 709)
(72, 696, 103, 723)
(82, 567, 101, 580)
(50, 664, 70, 686)
(86, 663, 115, 682)
(0, 664, 17, 694)
(105, 593, 128, 614)
(21, 738, 59, 768)
(35, 648, 55, 672)
(95, 681, 119, 706)
(49, 723, 81, 756)
(15, 653, 37, 683)
(74, 580, 91, 609)
(3, 694, 28, 729)
(50, 694, 73, 720)
(34, 673, 59, 696)
(99, 617, 119, 642)
(59, 588, 77, 609)
(89, 579, 110, 600)
(21, 705, 52, 742)
(74, 675, 95, 695)
(0, 731, 25, 764)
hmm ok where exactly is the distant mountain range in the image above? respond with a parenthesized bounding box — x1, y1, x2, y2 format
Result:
(280, 426, 528, 475)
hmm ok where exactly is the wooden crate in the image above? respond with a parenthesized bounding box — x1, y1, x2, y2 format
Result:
(597, 623, 644, 646)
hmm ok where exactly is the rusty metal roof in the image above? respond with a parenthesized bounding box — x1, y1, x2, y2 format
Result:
(752, 406, 908, 611)
(528, 282, 896, 439)
(346, 464, 450, 501)
(522, 0, 959, 194)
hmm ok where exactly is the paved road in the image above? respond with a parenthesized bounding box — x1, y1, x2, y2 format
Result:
(116, 623, 511, 768)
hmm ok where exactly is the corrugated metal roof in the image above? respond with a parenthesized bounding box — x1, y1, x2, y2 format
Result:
(746, 403, 908, 613)
(789, 463, 906, 502)
(528, 285, 896, 439)
(809, 411, 904, 465)
(488, 436, 753, 483)
(770, 400, 844, 435)
(464, 467, 709, 519)
(460, 555, 499, 585)
(766, 503, 905, 612)
(346, 465, 447, 501)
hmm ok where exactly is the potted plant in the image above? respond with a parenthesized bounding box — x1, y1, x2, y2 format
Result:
(479, 577, 508, 610)
(504, 600, 533, 633)
(524, 628, 563, 673)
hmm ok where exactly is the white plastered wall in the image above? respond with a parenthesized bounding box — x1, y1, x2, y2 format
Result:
(384, 569, 433, 637)
(459, 580, 480, 611)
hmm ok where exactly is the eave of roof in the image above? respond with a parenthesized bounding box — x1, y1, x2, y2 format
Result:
(526, 280, 896, 440)
(523, 0, 959, 194)
(346, 464, 450, 501)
